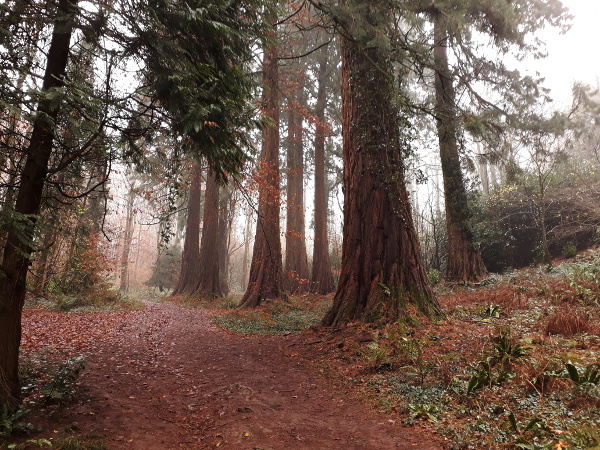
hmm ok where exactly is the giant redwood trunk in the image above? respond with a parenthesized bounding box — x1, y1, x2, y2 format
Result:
(172, 161, 202, 295)
(433, 15, 487, 282)
(0, 0, 76, 409)
(311, 48, 335, 295)
(284, 73, 310, 294)
(196, 169, 222, 297)
(239, 18, 284, 307)
(322, 1, 440, 327)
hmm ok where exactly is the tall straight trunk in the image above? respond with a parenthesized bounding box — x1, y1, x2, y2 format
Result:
(0, 0, 77, 409)
(240, 212, 252, 291)
(172, 161, 202, 295)
(196, 169, 221, 296)
(217, 184, 231, 296)
(284, 73, 310, 294)
(119, 186, 136, 292)
(311, 49, 335, 295)
(240, 14, 284, 307)
(433, 15, 487, 282)
(322, 0, 440, 327)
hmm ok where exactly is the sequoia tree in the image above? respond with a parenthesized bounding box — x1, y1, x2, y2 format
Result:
(240, 12, 285, 307)
(322, 0, 440, 326)
(172, 161, 203, 296)
(433, 11, 487, 282)
(311, 47, 335, 294)
(196, 169, 222, 297)
(284, 66, 310, 294)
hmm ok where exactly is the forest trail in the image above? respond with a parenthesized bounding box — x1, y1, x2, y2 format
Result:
(22, 300, 447, 449)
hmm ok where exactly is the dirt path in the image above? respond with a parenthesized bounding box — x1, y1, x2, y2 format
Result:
(25, 301, 447, 449)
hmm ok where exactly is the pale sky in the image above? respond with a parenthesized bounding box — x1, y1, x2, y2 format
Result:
(532, 0, 600, 107)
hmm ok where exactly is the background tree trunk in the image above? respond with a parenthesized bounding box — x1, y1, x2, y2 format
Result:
(285, 71, 310, 294)
(196, 169, 222, 297)
(322, 0, 440, 326)
(218, 185, 232, 296)
(119, 185, 136, 292)
(433, 14, 487, 282)
(33, 211, 58, 295)
(240, 15, 284, 307)
(240, 212, 253, 291)
(311, 49, 335, 294)
(172, 161, 202, 295)
(0, 0, 77, 409)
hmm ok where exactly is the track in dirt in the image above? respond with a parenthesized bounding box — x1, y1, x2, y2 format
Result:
(22, 301, 446, 449)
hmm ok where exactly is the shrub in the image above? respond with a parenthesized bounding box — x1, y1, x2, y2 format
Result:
(144, 245, 181, 292)
(562, 244, 577, 258)
(43, 356, 87, 403)
(427, 269, 441, 286)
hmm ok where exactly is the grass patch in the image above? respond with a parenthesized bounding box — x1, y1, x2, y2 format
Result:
(157, 292, 240, 310)
(212, 295, 331, 335)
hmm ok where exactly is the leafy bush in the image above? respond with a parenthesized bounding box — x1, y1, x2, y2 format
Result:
(360, 338, 389, 370)
(562, 362, 600, 388)
(0, 405, 34, 439)
(479, 304, 501, 318)
(42, 356, 87, 403)
(144, 245, 181, 292)
(43, 233, 121, 310)
(427, 269, 441, 286)
(48, 234, 112, 296)
(467, 328, 528, 394)
(562, 244, 577, 258)
(467, 358, 512, 394)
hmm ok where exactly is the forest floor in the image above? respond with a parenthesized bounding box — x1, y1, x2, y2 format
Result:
(8, 250, 600, 449)
(11, 300, 447, 449)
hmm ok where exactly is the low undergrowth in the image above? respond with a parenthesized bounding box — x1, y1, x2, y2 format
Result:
(2, 354, 89, 449)
(5, 434, 107, 449)
(341, 252, 600, 449)
(212, 295, 331, 335)
(26, 291, 143, 313)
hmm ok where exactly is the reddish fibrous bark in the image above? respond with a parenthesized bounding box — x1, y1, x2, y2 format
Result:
(196, 169, 222, 297)
(172, 161, 202, 296)
(239, 19, 284, 308)
(285, 73, 310, 295)
(322, 1, 440, 326)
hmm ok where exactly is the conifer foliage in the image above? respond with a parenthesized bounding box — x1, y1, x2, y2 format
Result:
(0, 0, 270, 409)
